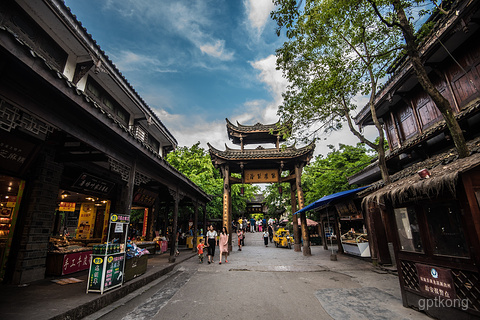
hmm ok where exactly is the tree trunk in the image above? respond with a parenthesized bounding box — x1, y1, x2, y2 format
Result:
(393, 0, 469, 158)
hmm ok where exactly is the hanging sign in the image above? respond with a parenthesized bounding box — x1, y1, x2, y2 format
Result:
(59, 202, 76, 212)
(73, 173, 114, 195)
(244, 169, 279, 184)
(335, 200, 358, 217)
(133, 187, 157, 206)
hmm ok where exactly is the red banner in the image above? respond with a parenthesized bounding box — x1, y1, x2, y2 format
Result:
(62, 250, 92, 275)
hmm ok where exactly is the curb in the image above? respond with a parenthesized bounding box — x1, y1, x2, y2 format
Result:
(50, 253, 195, 320)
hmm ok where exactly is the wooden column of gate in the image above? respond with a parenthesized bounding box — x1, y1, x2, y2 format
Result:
(296, 164, 311, 256)
(290, 181, 301, 252)
(222, 165, 232, 252)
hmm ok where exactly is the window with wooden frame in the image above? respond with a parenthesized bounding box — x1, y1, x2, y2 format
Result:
(395, 104, 418, 141)
(445, 37, 480, 109)
(85, 77, 130, 126)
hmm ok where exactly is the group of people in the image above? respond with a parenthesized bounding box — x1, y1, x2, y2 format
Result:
(233, 217, 279, 233)
(197, 225, 229, 264)
(196, 219, 279, 263)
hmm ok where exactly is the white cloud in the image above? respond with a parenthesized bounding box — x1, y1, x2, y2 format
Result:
(103, 1, 235, 62)
(110, 50, 178, 73)
(199, 40, 234, 61)
(244, 0, 275, 37)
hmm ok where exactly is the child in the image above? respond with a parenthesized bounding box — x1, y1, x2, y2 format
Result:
(197, 238, 205, 263)
(263, 230, 269, 247)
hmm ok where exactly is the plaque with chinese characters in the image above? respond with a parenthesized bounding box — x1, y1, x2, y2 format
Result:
(244, 169, 279, 184)
(416, 263, 456, 299)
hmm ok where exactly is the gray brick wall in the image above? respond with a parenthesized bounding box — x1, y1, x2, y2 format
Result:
(12, 145, 63, 284)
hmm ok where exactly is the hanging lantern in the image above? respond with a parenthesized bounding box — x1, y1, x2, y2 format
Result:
(278, 185, 283, 195)
(240, 186, 244, 196)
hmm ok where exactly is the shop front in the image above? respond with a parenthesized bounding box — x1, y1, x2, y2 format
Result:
(46, 187, 113, 276)
(363, 154, 480, 319)
(335, 199, 371, 258)
(0, 176, 25, 281)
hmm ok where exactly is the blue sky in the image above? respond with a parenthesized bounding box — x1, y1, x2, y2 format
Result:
(64, 0, 374, 156)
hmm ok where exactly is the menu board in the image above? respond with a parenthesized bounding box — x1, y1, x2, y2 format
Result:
(88, 255, 105, 291)
(87, 213, 129, 294)
(87, 252, 125, 293)
(104, 253, 125, 290)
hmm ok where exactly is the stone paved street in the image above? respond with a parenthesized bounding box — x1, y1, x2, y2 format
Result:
(84, 233, 431, 320)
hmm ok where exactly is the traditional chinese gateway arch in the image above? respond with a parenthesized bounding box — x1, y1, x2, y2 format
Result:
(208, 119, 315, 255)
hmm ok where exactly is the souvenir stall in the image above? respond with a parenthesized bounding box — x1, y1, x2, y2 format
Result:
(46, 189, 112, 276)
(336, 200, 370, 258)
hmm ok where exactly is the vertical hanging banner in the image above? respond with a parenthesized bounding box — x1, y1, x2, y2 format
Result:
(223, 193, 229, 227)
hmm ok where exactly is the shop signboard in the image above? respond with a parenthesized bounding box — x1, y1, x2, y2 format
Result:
(73, 173, 115, 195)
(133, 187, 157, 206)
(416, 263, 456, 299)
(59, 202, 76, 212)
(62, 250, 92, 275)
(0, 129, 39, 175)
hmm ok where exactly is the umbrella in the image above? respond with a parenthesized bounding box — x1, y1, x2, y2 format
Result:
(297, 218, 318, 227)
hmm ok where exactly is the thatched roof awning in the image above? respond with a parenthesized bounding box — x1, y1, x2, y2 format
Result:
(363, 150, 480, 207)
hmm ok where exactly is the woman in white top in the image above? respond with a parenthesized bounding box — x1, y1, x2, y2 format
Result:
(206, 225, 218, 264)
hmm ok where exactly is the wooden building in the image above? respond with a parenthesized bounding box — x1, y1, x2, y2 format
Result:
(351, 1, 480, 318)
(0, 0, 209, 284)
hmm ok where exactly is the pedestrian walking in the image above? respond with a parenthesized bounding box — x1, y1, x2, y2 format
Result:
(263, 229, 269, 247)
(268, 224, 274, 243)
(257, 218, 262, 232)
(206, 225, 217, 264)
(250, 217, 256, 232)
(197, 238, 205, 263)
(237, 228, 243, 251)
(219, 226, 229, 264)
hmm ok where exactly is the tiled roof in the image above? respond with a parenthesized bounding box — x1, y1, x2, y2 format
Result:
(56, 1, 177, 146)
(0, 24, 210, 200)
(226, 118, 281, 133)
(208, 142, 315, 161)
(360, 134, 480, 203)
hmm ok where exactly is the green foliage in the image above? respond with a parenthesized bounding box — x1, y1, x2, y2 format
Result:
(272, 0, 402, 145)
(165, 143, 257, 219)
(301, 143, 375, 205)
(262, 143, 375, 217)
(264, 183, 292, 217)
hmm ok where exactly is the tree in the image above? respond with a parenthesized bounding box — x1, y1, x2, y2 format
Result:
(301, 143, 376, 204)
(264, 182, 292, 217)
(165, 143, 257, 218)
(366, 0, 469, 158)
(272, 0, 401, 184)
